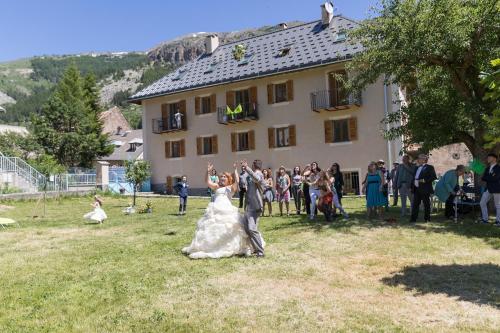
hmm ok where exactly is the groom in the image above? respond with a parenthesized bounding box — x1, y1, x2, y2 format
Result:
(241, 159, 266, 258)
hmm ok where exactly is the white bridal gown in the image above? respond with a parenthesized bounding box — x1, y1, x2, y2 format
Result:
(182, 186, 261, 259)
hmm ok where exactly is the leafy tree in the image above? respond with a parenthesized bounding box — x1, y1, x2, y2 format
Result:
(0, 132, 41, 159)
(124, 160, 151, 206)
(31, 64, 113, 168)
(348, 0, 500, 159)
(481, 59, 500, 149)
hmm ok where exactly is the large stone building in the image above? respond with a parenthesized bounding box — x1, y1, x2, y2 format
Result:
(130, 3, 402, 194)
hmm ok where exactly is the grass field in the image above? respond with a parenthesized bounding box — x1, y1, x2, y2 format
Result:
(0, 195, 499, 332)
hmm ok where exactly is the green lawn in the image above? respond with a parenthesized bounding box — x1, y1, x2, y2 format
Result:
(0, 195, 499, 332)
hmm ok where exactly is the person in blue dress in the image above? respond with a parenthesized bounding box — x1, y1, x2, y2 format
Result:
(362, 161, 388, 220)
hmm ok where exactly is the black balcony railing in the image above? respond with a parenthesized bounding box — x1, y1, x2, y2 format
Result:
(152, 118, 187, 134)
(310, 90, 362, 112)
(217, 102, 259, 124)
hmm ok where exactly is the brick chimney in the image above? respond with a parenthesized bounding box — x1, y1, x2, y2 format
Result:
(205, 34, 219, 54)
(321, 2, 334, 26)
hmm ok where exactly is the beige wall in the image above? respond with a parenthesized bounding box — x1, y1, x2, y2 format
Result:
(142, 63, 400, 192)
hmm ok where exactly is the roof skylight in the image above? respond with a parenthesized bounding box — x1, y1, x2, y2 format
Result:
(237, 53, 255, 66)
(204, 61, 220, 74)
(172, 68, 189, 81)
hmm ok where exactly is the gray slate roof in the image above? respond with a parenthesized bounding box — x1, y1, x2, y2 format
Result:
(102, 129, 143, 162)
(130, 16, 360, 102)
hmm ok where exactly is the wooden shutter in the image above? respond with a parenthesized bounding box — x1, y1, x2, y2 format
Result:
(231, 133, 237, 152)
(161, 104, 168, 120)
(166, 176, 173, 194)
(179, 139, 186, 157)
(267, 84, 274, 104)
(248, 130, 255, 150)
(324, 120, 333, 143)
(196, 137, 202, 155)
(179, 100, 187, 129)
(349, 117, 358, 141)
(226, 91, 235, 109)
(164, 141, 171, 158)
(286, 80, 294, 101)
(212, 135, 218, 154)
(268, 127, 275, 148)
(289, 125, 296, 146)
(210, 94, 217, 113)
(195, 97, 200, 115)
(249, 87, 258, 104)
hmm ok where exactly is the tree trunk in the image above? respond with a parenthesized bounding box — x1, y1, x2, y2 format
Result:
(133, 185, 137, 207)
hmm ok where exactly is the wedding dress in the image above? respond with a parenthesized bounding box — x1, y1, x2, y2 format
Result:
(182, 186, 260, 259)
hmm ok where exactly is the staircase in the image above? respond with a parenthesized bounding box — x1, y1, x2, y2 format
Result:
(0, 153, 46, 193)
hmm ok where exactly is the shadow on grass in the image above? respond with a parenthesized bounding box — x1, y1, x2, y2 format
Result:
(381, 263, 500, 308)
(265, 207, 500, 249)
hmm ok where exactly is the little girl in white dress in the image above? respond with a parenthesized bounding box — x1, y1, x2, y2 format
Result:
(83, 196, 107, 223)
(182, 162, 263, 259)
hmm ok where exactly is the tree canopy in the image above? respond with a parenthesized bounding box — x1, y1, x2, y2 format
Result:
(348, 0, 500, 158)
(31, 64, 113, 168)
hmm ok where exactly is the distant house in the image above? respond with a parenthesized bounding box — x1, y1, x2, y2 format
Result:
(99, 129, 143, 166)
(99, 106, 131, 135)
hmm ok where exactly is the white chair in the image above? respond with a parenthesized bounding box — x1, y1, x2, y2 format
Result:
(0, 217, 18, 229)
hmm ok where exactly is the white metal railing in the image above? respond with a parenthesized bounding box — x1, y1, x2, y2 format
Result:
(65, 173, 96, 187)
(0, 155, 46, 192)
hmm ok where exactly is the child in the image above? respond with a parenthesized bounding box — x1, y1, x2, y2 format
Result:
(174, 109, 183, 129)
(83, 195, 107, 223)
(317, 171, 334, 222)
(175, 176, 189, 215)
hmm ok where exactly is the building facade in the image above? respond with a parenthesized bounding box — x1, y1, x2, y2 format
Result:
(130, 4, 401, 194)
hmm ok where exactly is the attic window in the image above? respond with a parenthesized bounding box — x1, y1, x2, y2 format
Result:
(204, 61, 220, 74)
(238, 53, 255, 66)
(277, 45, 293, 57)
(172, 68, 189, 81)
(334, 30, 347, 42)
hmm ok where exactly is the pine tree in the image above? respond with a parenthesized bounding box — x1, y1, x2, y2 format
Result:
(32, 64, 113, 168)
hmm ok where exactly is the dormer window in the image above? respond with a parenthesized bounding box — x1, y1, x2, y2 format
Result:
(172, 68, 189, 81)
(204, 61, 220, 74)
(277, 44, 293, 57)
(334, 30, 347, 42)
(238, 53, 255, 66)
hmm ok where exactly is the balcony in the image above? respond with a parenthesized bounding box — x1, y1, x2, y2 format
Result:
(152, 118, 187, 134)
(310, 90, 362, 112)
(217, 102, 259, 124)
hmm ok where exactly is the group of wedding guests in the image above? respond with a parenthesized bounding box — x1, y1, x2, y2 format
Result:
(235, 162, 348, 222)
(178, 152, 500, 225)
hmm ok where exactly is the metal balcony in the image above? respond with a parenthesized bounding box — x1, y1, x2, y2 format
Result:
(152, 118, 187, 134)
(217, 102, 259, 124)
(310, 90, 362, 112)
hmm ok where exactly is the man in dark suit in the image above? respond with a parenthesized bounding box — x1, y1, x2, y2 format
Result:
(479, 153, 500, 226)
(410, 154, 437, 222)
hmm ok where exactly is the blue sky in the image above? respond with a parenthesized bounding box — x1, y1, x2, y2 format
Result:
(0, 0, 375, 62)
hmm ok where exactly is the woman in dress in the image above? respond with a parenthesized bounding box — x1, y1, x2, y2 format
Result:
(276, 166, 291, 217)
(362, 161, 388, 220)
(262, 168, 274, 217)
(291, 166, 303, 215)
(182, 162, 258, 259)
(83, 195, 107, 224)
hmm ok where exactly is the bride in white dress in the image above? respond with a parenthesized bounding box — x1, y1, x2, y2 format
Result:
(182, 162, 258, 259)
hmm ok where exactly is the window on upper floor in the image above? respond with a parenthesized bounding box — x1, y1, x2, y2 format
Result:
(274, 83, 288, 103)
(201, 96, 212, 114)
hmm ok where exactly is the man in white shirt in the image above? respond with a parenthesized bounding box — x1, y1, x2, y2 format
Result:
(410, 154, 437, 222)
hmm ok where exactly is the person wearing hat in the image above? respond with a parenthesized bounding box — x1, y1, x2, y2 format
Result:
(479, 153, 500, 226)
(410, 154, 437, 222)
(377, 160, 390, 211)
(434, 165, 466, 219)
